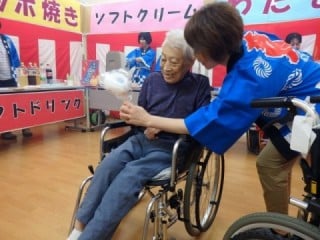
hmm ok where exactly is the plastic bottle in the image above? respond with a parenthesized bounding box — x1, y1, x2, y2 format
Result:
(67, 73, 75, 86)
(15, 65, 22, 87)
(27, 62, 37, 85)
(33, 62, 41, 85)
(45, 64, 53, 84)
(39, 63, 47, 84)
(18, 62, 28, 87)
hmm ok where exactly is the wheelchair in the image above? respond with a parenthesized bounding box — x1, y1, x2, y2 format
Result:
(69, 121, 225, 240)
(224, 96, 320, 240)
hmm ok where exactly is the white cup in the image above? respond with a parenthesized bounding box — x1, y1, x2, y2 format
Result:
(65, 79, 73, 86)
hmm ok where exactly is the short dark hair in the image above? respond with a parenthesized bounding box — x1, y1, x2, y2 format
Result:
(184, 2, 244, 63)
(285, 32, 302, 44)
(138, 32, 152, 44)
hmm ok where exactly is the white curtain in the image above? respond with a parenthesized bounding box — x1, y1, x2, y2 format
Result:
(96, 43, 110, 73)
(301, 34, 316, 56)
(70, 41, 83, 82)
(38, 39, 56, 79)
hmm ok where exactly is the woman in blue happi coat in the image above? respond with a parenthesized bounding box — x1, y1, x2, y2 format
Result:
(126, 32, 156, 86)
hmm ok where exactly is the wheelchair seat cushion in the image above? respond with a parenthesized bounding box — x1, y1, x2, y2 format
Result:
(151, 166, 171, 181)
(149, 140, 203, 185)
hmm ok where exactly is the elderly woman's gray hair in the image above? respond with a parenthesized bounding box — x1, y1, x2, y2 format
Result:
(161, 29, 195, 64)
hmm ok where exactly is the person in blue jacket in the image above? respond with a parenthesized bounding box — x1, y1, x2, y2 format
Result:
(0, 21, 32, 140)
(125, 32, 156, 86)
(285, 32, 313, 61)
(67, 29, 211, 240)
(120, 1, 320, 230)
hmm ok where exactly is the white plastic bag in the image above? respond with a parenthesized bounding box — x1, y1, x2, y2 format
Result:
(99, 68, 132, 101)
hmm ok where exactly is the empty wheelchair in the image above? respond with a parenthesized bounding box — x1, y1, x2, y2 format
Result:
(69, 121, 225, 240)
(223, 96, 320, 240)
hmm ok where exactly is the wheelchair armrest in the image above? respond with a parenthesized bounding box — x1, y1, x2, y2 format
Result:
(178, 134, 199, 144)
(169, 135, 202, 191)
(99, 121, 134, 160)
(104, 120, 131, 129)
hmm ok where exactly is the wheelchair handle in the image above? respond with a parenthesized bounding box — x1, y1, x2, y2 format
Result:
(250, 96, 294, 108)
(290, 197, 320, 216)
(310, 95, 320, 103)
(251, 97, 319, 122)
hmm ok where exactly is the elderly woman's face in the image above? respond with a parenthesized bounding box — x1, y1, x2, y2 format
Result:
(160, 45, 191, 84)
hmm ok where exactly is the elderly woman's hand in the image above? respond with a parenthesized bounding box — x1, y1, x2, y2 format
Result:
(120, 101, 150, 127)
(144, 127, 160, 140)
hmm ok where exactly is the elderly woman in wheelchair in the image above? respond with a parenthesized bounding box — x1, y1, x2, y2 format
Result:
(67, 29, 212, 240)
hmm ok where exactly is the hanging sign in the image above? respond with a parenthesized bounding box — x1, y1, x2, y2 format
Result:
(0, 0, 81, 32)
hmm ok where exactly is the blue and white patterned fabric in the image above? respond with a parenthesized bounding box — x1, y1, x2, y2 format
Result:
(126, 47, 156, 86)
(185, 31, 320, 154)
(0, 34, 20, 81)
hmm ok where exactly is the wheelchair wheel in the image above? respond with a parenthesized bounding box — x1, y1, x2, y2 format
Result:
(223, 212, 320, 240)
(183, 150, 224, 236)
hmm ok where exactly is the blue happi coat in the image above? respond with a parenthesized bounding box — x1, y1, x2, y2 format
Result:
(185, 31, 320, 154)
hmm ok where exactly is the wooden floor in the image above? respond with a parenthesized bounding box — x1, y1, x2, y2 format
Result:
(0, 122, 304, 240)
